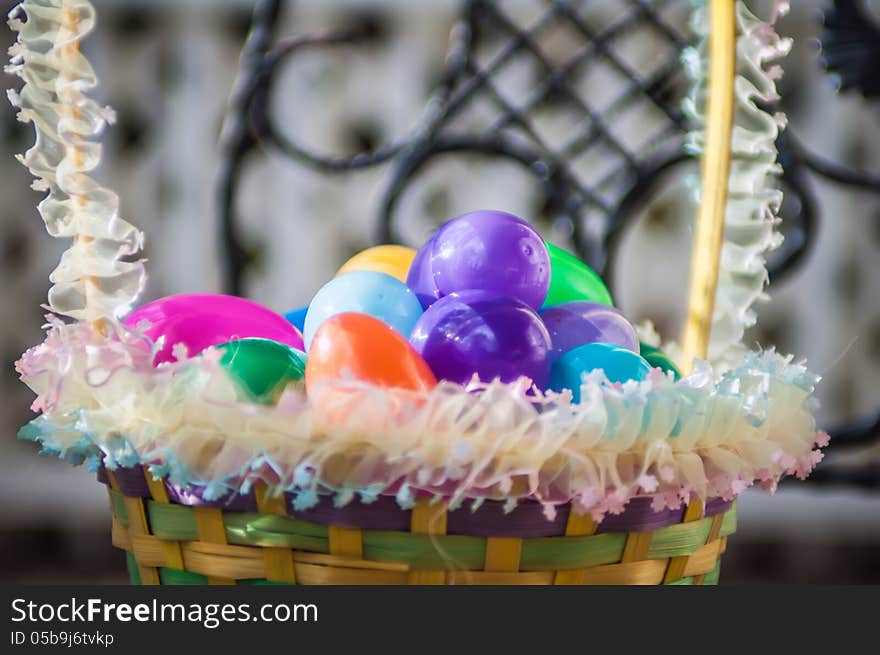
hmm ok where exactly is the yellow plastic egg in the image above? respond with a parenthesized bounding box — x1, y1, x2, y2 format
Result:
(336, 245, 416, 283)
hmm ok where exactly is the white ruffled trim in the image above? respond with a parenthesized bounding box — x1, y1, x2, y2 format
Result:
(6, 0, 145, 321)
(683, 1, 791, 368)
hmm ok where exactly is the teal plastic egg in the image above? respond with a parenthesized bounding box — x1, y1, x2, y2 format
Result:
(549, 342, 651, 402)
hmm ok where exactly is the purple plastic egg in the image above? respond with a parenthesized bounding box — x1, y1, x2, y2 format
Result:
(407, 210, 551, 310)
(406, 234, 441, 309)
(409, 290, 552, 387)
(539, 301, 639, 363)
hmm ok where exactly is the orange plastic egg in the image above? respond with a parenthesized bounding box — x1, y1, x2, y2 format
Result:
(305, 312, 437, 394)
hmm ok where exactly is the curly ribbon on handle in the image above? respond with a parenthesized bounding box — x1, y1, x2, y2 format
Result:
(681, 0, 737, 370)
(6, 0, 145, 325)
(680, 1, 791, 371)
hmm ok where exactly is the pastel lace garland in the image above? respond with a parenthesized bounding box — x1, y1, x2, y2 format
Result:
(18, 319, 826, 521)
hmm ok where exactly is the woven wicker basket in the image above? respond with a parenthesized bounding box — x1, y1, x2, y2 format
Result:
(12, 0, 784, 586)
(103, 465, 734, 586)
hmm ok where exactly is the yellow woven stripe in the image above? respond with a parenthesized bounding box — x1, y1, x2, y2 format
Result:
(255, 484, 297, 583)
(194, 508, 235, 585)
(410, 499, 448, 534)
(407, 499, 447, 585)
(447, 571, 553, 585)
(583, 559, 666, 585)
(121, 494, 160, 586)
(328, 525, 364, 559)
(565, 511, 597, 536)
(112, 517, 131, 551)
(143, 472, 170, 503)
(663, 499, 705, 583)
(295, 563, 407, 585)
(143, 470, 184, 571)
(682, 538, 723, 578)
(680, 0, 738, 368)
(555, 510, 600, 584)
(484, 538, 523, 572)
(182, 541, 265, 580)
(692, 513, 725, 585)
(105, 469, 121, 493)
(254, 485, 288, 516)
(621, 531, 653, 563)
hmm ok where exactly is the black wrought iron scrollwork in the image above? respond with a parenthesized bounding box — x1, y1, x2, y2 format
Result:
(216, 0, 880, 487)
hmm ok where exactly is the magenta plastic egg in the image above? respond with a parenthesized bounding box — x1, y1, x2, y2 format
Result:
(123, 294, 304, 365)
(407, 210, 551, 310)
(409, 290, 552, 387)
(539, 301, 639, 362)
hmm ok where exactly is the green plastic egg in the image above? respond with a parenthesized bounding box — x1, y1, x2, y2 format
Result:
(217, 338, 307, 404)
(640, 343, 682, 380)
(543, 242, 613, 308)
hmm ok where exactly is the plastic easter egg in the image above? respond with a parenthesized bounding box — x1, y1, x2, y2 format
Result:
(543, 242, 613, 308)
(540, 301, 639, 362)
(123, 294, 304, 365)
(640, 343, 682, 380)
(306, 312, 436, 393)
(285, 306, 309, 333)
(549, 342, 651, 402)
(337, 245, 416, 283)
(408, 210, 551, 310)
(406, 234, 441, 309)
(409, 290, 552, 387)
(217, 338, 307, 404)
(303, 271, 424, 350)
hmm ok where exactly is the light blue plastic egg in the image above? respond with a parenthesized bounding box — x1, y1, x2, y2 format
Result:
(303, 271, 424, 350)
(285, 306, 308, 333)
(548, 342, 651, 402)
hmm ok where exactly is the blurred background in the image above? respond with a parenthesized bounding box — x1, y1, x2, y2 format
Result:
(1, 0, 878, 583)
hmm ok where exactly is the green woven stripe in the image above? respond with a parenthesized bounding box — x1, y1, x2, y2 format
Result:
(224, 513, 329, 553)
(701, 560, 722, 585)
(146, 501, 198, 540)
(720, 504, 737, 536)
(126, 552, 141, 585)
(239, 579, 290, 586)
(666, 575, 695, 585)
(521, 533, 626, 571)
(363, 531, 486, 569)
(159, 567, 208, 585)
(111, 491, 129, 526)
(648, 516, 713, 558)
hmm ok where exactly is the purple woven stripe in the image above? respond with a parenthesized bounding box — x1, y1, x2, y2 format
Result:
(163, 483, 258, 512)
(595, 497, 683, 533)
(705, 497, 733, 517)
(96, 467, 732, 536)
(447, 501, 567, 537)
(290, 494, 411, 531)
(109, 465, 151, 498)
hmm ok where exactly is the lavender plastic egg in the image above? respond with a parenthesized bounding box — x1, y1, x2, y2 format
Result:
(539, 301, 639, 362)
(407, 210, 551, 310)
(409, 290, 552, 387)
